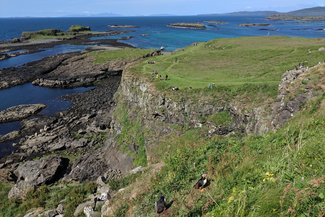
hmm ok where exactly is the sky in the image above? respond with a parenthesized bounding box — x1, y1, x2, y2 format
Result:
(0, 0, 324, 17)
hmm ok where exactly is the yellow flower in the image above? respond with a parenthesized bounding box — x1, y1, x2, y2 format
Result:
(228, 196, 235, 204)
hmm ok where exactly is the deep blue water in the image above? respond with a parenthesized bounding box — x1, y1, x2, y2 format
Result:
(0, 44, 89, 69)
(0, 16, 324, 51)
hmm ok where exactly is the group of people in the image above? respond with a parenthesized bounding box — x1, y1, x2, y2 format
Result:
(155, 174, 209, 214)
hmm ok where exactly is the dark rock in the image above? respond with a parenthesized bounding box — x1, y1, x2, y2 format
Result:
(8, 156, 69, 200)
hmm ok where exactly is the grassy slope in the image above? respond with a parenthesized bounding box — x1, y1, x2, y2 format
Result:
(1, 38, 324, 216)
(108, 37, 325, 216)
(131, 36, 325, 91)
(112, 91, 325, 217)
(89, 48, 155, 64)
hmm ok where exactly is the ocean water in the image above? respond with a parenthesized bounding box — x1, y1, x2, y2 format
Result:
(0, 16, 324, 51)
(0, 83, 93, 134)
(0, 83, 93, 157)
(0, 44, 90, 69)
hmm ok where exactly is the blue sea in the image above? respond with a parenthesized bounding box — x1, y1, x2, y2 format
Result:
(0, 16, 324, 51)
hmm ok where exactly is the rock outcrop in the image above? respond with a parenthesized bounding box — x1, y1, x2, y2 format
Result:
(0, 104, 46, 123)
(8, 156, 69, 200)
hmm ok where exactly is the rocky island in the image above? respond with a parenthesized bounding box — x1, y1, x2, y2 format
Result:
(109, 25, 138, 28)
(239, 23, 271, 27)
(167, 22, 206, 29)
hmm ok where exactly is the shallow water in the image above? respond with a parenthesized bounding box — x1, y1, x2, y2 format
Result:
(0, 83, 93, 157)
(0, 83, 93, 132)
(0, 44, 89, 69)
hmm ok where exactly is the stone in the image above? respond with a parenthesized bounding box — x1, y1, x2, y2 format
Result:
(74, 201, 95, 217)
(23, 208, 44, 217)
(0, 104, 46, 123)
(71, 138, 88, 148)
(8, 156, 69, 200)
(129, 166, 144, 174)
(42, 209, 58, 217)
(101, 200, 113, 217)
(56, 204, 64, 214)
(319, 47, 325, 52)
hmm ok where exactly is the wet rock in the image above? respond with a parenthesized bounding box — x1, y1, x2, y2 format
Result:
(0, 104, 46, 123)
(8, 156, 69, 200)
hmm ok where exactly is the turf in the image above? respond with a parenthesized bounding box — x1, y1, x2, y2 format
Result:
(131, 36, 325, 91)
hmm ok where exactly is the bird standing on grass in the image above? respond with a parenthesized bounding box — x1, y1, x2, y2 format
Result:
(155, 194, 167, 214)
(194, 174, 208, 191)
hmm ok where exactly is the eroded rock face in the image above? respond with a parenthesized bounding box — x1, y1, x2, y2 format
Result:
(8, 156, 69, 200)
(0, 104, 46, 123)
(272, 66, 314, 128)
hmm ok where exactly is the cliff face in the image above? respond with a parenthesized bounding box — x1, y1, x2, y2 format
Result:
(113, 69, 269, 137)
(113, 62, 324, 141)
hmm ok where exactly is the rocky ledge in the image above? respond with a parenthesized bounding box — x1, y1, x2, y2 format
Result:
(0, 104, 46, 123)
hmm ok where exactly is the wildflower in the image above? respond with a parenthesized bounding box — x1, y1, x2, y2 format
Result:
(227, 196, 235, 204)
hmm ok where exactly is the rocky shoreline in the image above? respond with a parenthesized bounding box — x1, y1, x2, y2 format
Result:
(0, 32, 162, 208)
(0, 30, 132, 64)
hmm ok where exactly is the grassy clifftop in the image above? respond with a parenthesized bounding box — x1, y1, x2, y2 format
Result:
(131, 36, 325, 91)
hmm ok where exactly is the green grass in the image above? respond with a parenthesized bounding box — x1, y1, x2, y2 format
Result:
(89, 48, 155, 64)
(0, 182, 96, 217)
(114, 100, 148, 167)
(68, 25, 91, 32)
(207, 111, 233, 126)
(130, 36, 325, 93)
(127, 95, 325, 216)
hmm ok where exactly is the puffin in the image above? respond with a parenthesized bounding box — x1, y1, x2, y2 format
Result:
(155, 194, 167, 214)
(194, 174, 208, 191)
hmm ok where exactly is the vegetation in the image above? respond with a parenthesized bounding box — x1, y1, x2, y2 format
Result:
(68, 25, 91, 32)
(268, 14, 325, 21)
(131, 36, 325, 93)
(168, 23, 207, 29)
(89, 48, 155, 64)
(0, 182, 96, 217)
(108, 94, 325, 216)
(103, 37, 325, 216)
(21, 25, 97, 40)
(113, 100, 148, 167)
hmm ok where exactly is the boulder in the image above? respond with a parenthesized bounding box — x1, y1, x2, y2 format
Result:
(8, 156, 69, 200)
(74, 201, 95, 217)
(319, 47, 325, 52)
(101, 200, 113, 217)
(23, 208, 44, 217)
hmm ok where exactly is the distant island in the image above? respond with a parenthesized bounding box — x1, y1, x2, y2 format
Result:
(268, 14, 325, 21)
(167, 23, 206, 29)
(239, 23, 271, 27)
(109, 25, 138, 28)
(267, 7, 325, 21)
